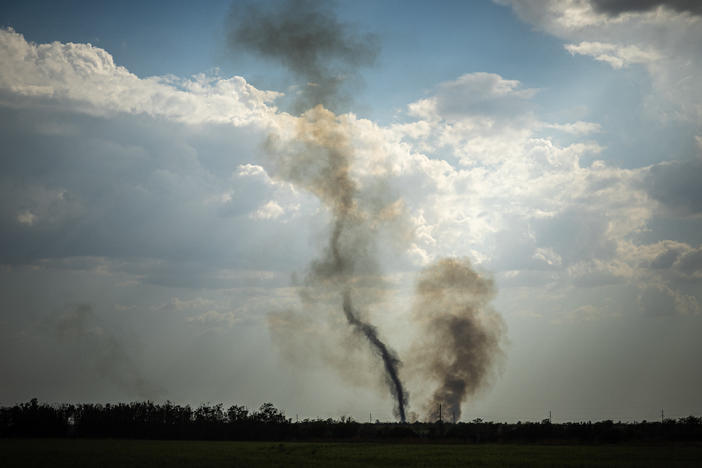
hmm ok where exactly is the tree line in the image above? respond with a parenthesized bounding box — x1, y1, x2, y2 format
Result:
(2, 399, 701, 443)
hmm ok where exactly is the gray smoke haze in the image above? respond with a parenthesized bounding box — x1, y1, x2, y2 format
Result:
(411, 258, 505, 421)
(56, 304, 161, 400)
(228, 0, 408, 421)
(590, 0, 702, 15)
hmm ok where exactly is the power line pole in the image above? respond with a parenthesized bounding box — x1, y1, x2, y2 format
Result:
(661, 409, 664, 423)
(549, 410, 552, 423)
(439, 404, 442, 423)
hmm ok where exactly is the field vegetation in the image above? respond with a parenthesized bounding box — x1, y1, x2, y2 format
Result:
(2, 438, 702, 468)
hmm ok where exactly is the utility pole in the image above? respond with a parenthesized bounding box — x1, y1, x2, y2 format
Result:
(439, 404, 442, 423)
(369, 412, 372, 424)
(549, 410, 552, 423)
(661, 409, 664, 423)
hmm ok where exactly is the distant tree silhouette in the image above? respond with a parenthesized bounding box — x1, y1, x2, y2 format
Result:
(1, 399, 701, 443)
(253, 402, 288, 424)
(226, 405, 249, 424)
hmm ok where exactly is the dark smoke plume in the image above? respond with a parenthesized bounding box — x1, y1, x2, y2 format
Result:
(228, 0, 378, 112)
(411, 258, 505, 421)
(229, 0, 408, 421)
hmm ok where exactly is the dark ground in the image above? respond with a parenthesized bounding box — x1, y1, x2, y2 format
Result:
(2, 439, 702, 467)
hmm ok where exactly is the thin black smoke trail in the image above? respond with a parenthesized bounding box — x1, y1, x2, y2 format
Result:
(342, 290, 407, 422)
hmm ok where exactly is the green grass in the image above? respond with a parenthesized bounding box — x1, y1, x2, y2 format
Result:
(1, 439, 701, 467)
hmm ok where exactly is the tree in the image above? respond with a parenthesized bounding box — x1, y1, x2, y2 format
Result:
(227, 405, 249, 424)
(254, 403, 287, 424)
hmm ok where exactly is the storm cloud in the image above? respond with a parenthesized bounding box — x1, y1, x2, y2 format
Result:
(590, 0, 702, 16)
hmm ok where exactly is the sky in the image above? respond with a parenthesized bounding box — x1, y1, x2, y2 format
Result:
(1, 0, 701, 423)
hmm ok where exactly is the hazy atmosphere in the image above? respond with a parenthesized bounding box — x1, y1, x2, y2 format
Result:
(1, 0, 701, 424)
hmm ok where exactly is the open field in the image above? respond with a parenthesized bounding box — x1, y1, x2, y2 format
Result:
(2, 439, 701, 467)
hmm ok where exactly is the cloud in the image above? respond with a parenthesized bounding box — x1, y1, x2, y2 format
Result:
(2, 25, 690, 326)
(639, 242, 702, 279)
(366, 61, 702, 323)
(541, 121, 602, 135)
(645, 159, 702, 218)
(643, 240, 691, 269)
(16, 210, 36, 226)
(186, 309, 239, 326)
(590, 0, 702, 16)
(251, 200, 285, 220)
(1, 19, 701, 416)
(224, 163, 301, 221)
(408, 72, 537, 123)
(565, 41, 660, 68)
(0, 28, 280, 126)
(494, 0, 607, 32)
(638, 283, 700, 315)
(675, 247, 702, 277)
(356, 82, 648, 292)
(497, 0, 702, 124)
(0, 29, 317, 287)
(490, 4, 702, 321)
(533, 247, 563, 267)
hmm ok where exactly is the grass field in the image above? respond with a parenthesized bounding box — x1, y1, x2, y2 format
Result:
(1, 439, 701, 467)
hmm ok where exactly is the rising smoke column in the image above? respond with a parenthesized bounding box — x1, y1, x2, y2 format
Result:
(412, 258, 505, 421)
(228, 0, 408, 421)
